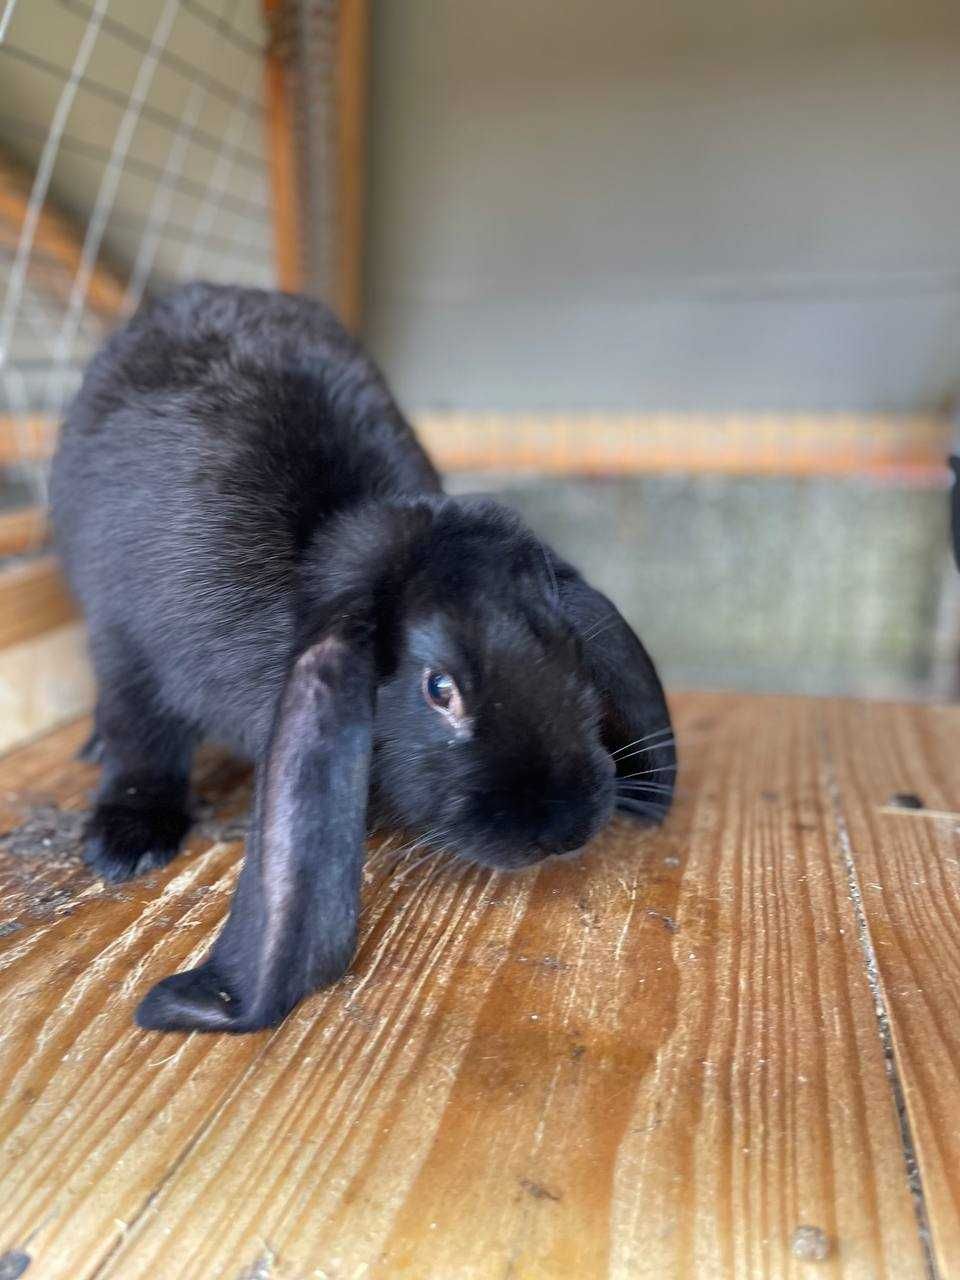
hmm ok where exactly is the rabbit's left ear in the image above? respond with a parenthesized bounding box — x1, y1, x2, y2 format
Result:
(137, 636, 375, 1033)
(555, 562, 677, 819)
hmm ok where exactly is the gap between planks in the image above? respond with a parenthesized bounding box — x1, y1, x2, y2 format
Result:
(87, 996, 286, 1280)
(818, 716, 940, 1280)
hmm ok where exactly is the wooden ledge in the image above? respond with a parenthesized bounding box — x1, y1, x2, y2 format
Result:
(0, 417, 57, 466)
(2, 412, 952, 481)
(0, 555, 75, 649)
(0, 507, 48, 558)
(415, 411, 953, 483)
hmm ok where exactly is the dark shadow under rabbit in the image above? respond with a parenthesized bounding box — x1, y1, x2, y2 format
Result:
(51, 283, 676, 1033)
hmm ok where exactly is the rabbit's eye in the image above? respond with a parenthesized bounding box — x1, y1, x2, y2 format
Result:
(425, 670, 455, 707)
(423, 669, 463, 718)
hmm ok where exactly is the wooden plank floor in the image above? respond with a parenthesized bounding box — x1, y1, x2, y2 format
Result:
(0, 692, 956, 1279)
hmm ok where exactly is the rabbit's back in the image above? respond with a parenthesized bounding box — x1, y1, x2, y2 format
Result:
(51, 283, 440, 754)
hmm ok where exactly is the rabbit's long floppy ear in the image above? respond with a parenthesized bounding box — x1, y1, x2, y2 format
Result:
(137, 636, 374, 1033)
(556, 566, 676, 820)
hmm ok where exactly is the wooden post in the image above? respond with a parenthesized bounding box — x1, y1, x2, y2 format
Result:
(334, 0, 369, 332)
(263, 0, 304, 293)
(261, 0, 368, 326)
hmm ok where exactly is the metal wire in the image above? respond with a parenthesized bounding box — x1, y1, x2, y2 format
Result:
(56, 0, 265, 120)
(0, 0, 20, 43)
(179, 0, 264, 57)
(0, 0, 278, 545)
(0, 0, 109, 370)
(0, 116, 270, 221)
(49, 0, 182, 386)
(0, 42, 267, 174)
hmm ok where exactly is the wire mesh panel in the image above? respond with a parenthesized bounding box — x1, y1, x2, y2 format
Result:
(0, 0, 367, 747)
(0, 0, 279, 547)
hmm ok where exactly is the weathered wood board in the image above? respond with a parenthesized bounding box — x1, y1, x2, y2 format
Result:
(822, 701, 960, 1272)
(0, 693, 954, 1278)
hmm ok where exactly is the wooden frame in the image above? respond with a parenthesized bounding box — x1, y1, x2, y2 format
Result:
(263, 0, 304, 293)
(3, 410, 951, 485)
(413, 412, 953, 485)
(261, 0, 369, 327)
(333, 0, 369, 331)
(0, 556, 75, 649)
(0, 507, 47, 558)
(0, 415, 57, 466)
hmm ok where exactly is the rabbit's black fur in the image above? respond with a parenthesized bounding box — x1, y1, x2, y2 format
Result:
(51, 282, 675, 1033)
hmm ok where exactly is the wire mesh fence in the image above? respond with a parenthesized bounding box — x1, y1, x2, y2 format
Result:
(0, 0, 279, 537)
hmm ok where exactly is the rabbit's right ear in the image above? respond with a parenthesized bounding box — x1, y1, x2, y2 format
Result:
(137, 635, 375, 1033)
(552, 559, 676, 819)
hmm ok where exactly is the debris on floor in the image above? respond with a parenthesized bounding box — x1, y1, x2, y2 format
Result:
(790, 1224, 832, 1262)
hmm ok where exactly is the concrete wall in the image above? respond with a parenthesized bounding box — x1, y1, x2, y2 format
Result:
(454, 472, 959, 700)
(364, 0, 960, 414)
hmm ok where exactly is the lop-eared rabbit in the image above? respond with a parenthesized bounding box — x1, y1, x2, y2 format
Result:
(52, 283, 676, 1033)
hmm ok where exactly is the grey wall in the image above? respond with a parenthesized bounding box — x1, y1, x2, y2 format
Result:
(364, 0, 960, 414)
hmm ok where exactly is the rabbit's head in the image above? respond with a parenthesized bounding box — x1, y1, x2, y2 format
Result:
(366, 500, 656, 868)
(137, 496, 674, 1033)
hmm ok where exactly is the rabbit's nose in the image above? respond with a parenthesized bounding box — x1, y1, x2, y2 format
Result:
(535, 794, 613, 857)
(536, 829, 589, 857)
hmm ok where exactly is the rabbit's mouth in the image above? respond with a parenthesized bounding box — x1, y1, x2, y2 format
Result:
(448, 806, 615, 872)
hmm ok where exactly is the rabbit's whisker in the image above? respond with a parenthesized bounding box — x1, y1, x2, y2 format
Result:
(617, 764, 678, 779)
(388, 825, 455, 886)
(580, 613, 619, 643)
(365, 833, 414, 875)
(366, 826, 442, 878)
(540, 542, 561, 604)
(393, 846, 445, 886)
(612, 723, 674, 751)
(611, 725, 675, 759)
(393, 840, 434, 872)
(613, 738, 676, 765)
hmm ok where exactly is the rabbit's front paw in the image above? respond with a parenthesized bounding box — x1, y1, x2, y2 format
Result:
(84, 792, 192, 883)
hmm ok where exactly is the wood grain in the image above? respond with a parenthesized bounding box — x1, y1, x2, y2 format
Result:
(821, 701, 960, 1271)
(0, 415, 57, 466)
(0, 507, 48, 558)
(334, 0, 369, 332)
(0, 695, 948, 1278)
(415, 412, 952, 483)
(263, 0, 304, 293)
(0, 556, 76, 650)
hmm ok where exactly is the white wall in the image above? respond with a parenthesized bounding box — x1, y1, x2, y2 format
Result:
(363, 0, 960, 413)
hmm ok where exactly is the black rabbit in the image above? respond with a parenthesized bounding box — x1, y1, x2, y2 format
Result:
(51, 283, 676, 1033)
